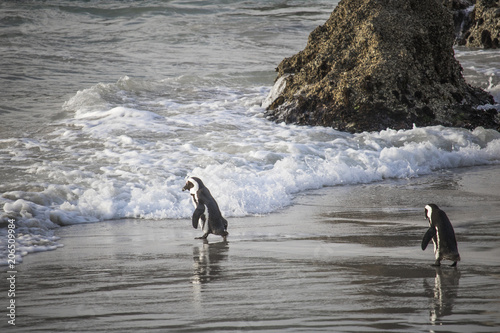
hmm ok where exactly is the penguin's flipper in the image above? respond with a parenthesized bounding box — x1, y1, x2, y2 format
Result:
(421, 227, 436, 250)
(192, 204, 205, 229)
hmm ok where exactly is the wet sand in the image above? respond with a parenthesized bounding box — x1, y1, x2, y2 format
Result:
(4, 165, 500, 332)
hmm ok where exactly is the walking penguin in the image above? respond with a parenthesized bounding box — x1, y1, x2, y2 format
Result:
(422, 204, 460, 267)
(182, 177, 228, 240)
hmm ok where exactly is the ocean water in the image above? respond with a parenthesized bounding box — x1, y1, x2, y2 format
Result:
(1, 0, 500, 265)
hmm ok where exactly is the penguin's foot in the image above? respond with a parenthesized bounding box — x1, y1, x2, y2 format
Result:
(432, 260, 441, 267)
(195, 233, 209, 240)
(450, 261, 457, 267)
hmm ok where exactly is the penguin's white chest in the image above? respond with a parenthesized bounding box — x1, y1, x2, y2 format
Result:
(190, 194, 198, 208)
(428, 217, 440, 257)
(433, 226, 440, 258)
(190, 190, 209, 231)
(202, 208, 210, 232)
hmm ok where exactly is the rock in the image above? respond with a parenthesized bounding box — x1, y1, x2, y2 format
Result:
(442, 0, 476, 45)
(265, 0, 499, 133)
(461, 0, 500, 48)
(442, 0, 475, 10)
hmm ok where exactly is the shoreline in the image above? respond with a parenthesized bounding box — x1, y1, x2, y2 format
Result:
(3, 164, 500, 332)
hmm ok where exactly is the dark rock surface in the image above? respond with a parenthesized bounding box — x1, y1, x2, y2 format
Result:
(442, 0, 476, 44)
(264, 0, 499, 133)
(458, 0, 500, 48)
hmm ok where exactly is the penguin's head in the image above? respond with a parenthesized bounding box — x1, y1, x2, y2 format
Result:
(425, 204, 439, 223)
(182, 177, 204, 194)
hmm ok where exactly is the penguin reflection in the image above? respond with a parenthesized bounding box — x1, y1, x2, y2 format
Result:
(426, 267, 460, 323)
(191, 240, 229, 285)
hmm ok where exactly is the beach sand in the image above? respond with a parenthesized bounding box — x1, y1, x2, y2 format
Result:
(4, 165, 500, 332)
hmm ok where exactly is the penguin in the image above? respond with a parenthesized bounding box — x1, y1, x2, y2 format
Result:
(422, 204, 460, 267)
(182, 177, 228, 240)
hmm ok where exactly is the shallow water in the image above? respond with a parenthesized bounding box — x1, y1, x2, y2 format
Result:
(7, 165, 500, 332)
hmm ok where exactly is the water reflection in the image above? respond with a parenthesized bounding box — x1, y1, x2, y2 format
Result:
(190, 240, 229, 311)
(191, 240, 229, 285)
(426, 267, 461, 324)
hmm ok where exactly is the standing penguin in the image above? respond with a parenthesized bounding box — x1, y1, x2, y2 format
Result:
(422, 204, 460, 267)
(182, 177, 228, 240)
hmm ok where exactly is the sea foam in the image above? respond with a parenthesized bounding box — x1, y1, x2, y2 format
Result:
(1, 76, 500, 264)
